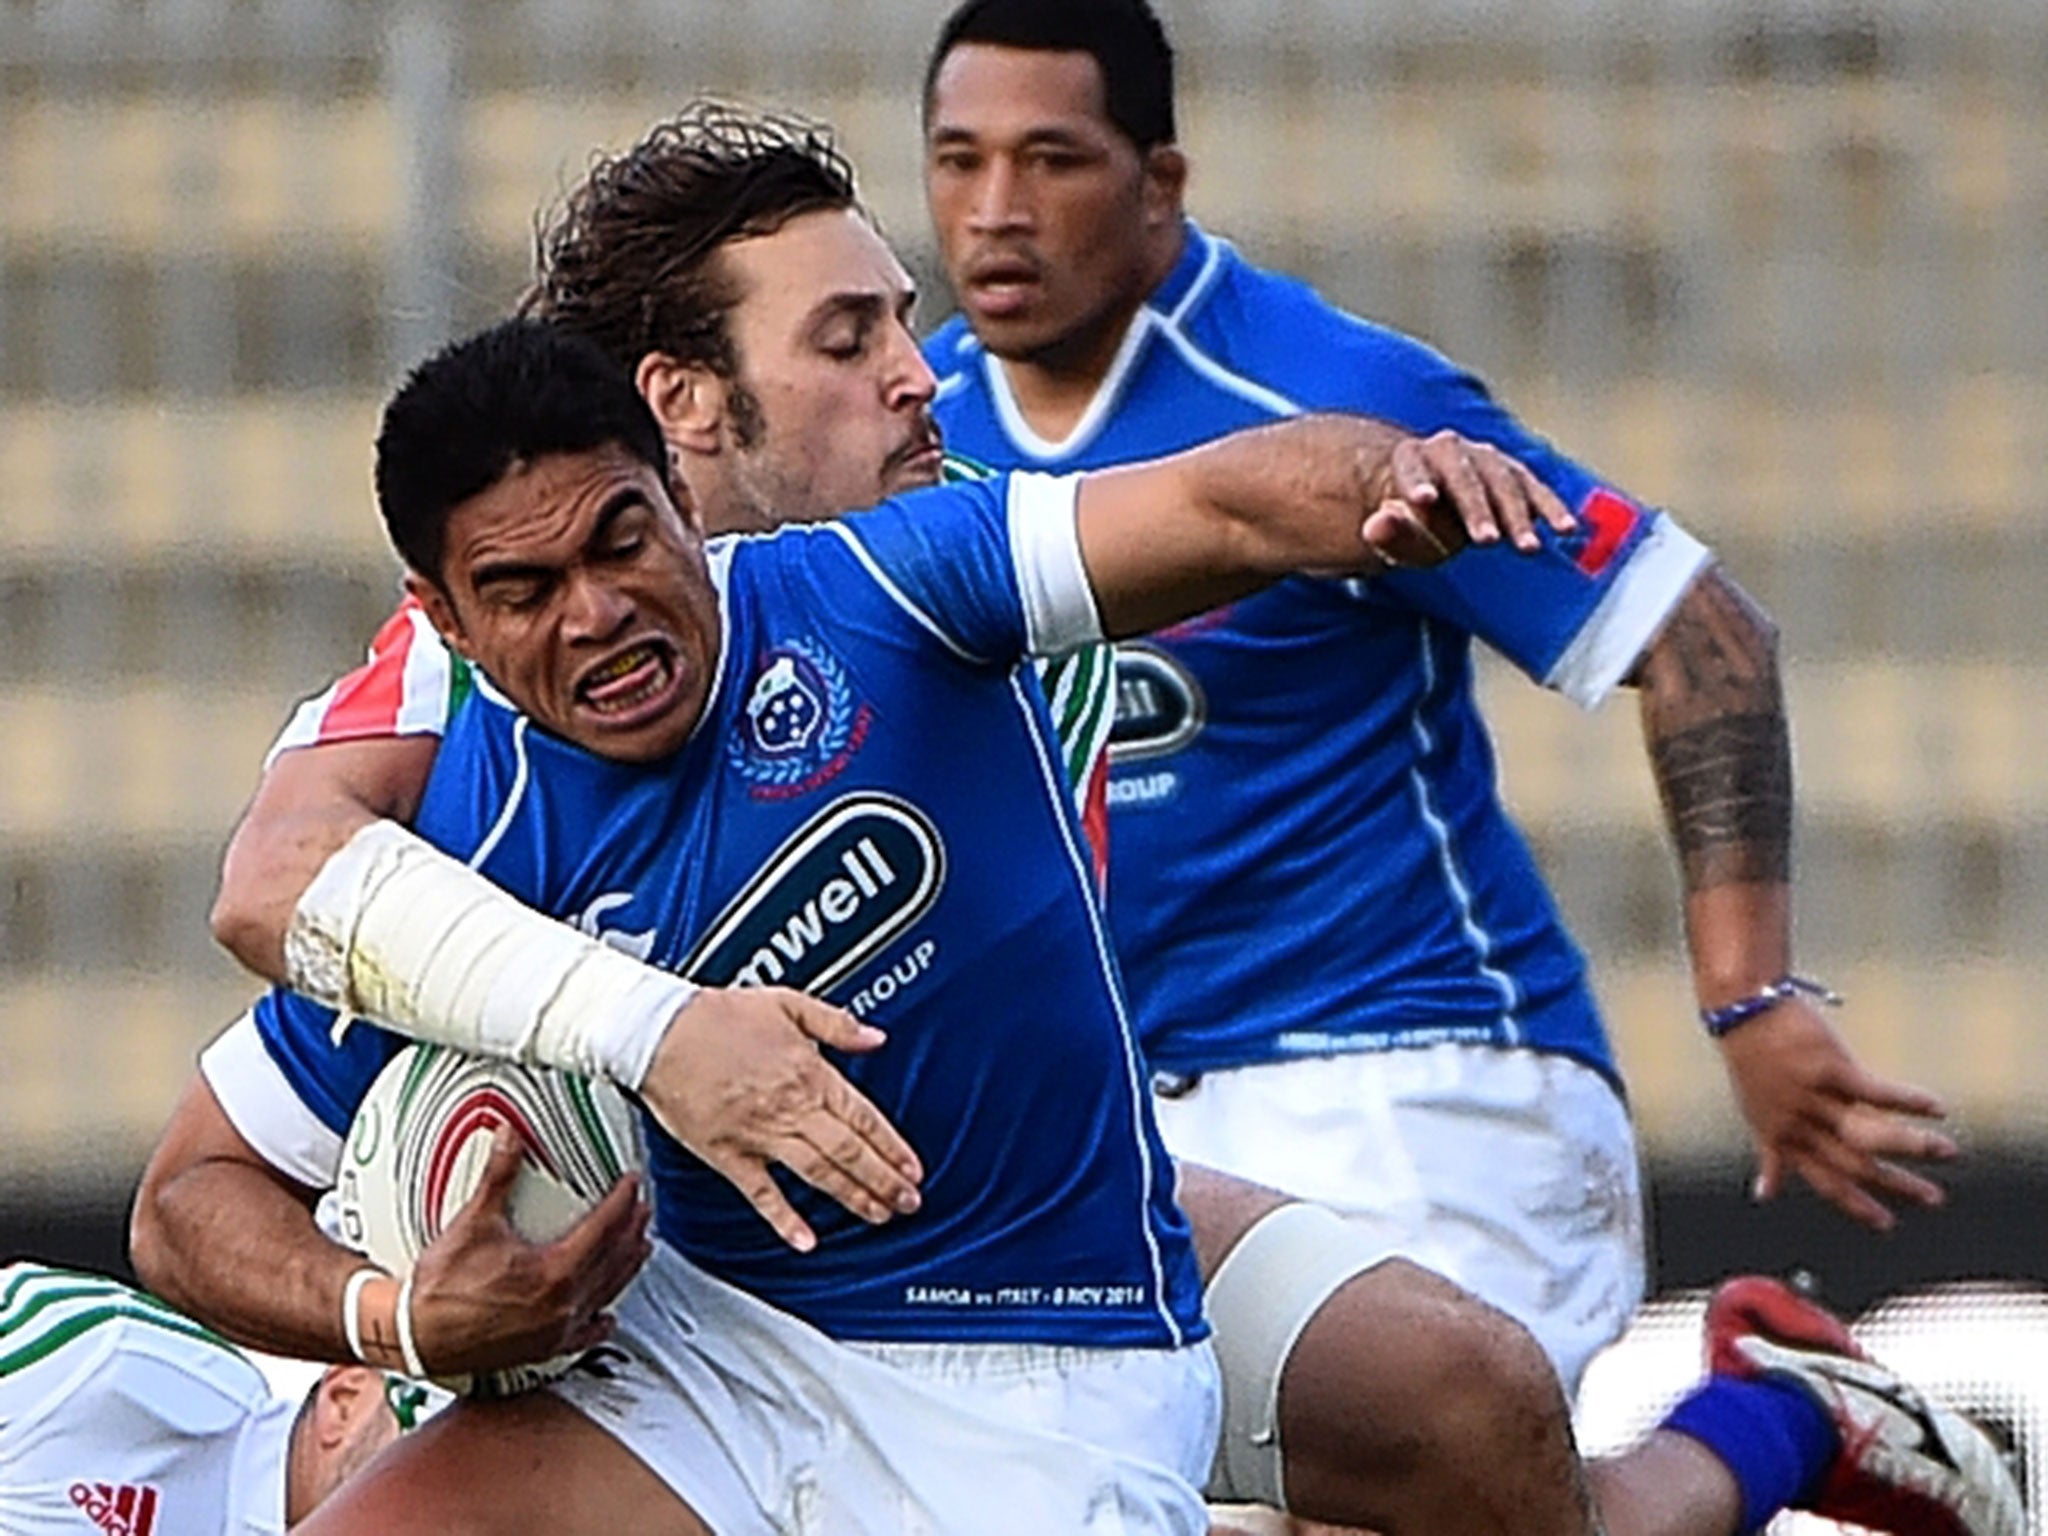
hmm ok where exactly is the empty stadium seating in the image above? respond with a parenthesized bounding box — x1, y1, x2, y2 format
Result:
(1, 2, 2042, 1193)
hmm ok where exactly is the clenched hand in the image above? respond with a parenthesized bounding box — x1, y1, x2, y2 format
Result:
(407, 1126, 653, 1375)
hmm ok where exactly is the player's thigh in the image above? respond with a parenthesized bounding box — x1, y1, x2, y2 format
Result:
(295, 1391, 711, 1536)
(1188, 1182, 1451, 1510)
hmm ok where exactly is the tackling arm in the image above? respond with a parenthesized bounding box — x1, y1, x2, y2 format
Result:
(281, 820, 924, 1252)
(1634, 566, 1955, 1228)
(133, 1075, 368, 1361)
(213, 736, 442, 981)
(214, 655, 923, 1250)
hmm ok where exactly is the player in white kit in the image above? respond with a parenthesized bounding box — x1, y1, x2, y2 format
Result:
(0, 1262, 433, 1535)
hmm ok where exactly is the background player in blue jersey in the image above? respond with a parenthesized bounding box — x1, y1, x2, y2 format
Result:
(920, 0, 1957, 1402)
(154, 318, 1575, 1533)
(156, 106, 2012, 1536)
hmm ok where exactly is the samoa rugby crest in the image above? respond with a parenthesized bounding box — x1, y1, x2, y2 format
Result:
(729, 637, 873, 799)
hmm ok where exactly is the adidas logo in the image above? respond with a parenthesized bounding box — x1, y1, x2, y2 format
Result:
(69, 1481, 159, 1536)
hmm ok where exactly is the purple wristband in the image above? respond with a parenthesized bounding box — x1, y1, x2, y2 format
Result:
(1700, 975, 1843, 1037)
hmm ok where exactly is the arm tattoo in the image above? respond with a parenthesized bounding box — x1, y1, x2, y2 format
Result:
(1636, 566, 1793, 891)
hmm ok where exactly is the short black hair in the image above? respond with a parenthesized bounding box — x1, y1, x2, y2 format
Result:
(374, 318, 667, 584)
(924, 0, 1176, 151)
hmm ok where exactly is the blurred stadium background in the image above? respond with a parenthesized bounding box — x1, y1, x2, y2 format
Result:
(2, 0, 2043, 1310)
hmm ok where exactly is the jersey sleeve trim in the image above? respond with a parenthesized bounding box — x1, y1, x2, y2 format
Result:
(264, 606, 458, 767)
(199, 1013, 345, 1190)
(1007, 473, 1103, 656)
(1544, 514, 1714, 709)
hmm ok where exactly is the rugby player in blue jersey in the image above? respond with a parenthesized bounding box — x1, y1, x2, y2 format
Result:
(155, 316, 1578, 1533)
(146, 106, 2016, 1536)
(920, 0, 1957, 1406)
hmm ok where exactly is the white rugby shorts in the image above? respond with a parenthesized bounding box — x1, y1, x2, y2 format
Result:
(547, 1243, 1221, 1535)
(1156, 1042, 1646, 1399)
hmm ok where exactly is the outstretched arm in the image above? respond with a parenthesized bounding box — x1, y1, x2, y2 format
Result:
(1076, 416, 1573, 639)
(1634, 565, 1956, 1229)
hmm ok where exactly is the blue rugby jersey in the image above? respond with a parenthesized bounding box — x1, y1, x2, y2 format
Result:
(221, 473, 1205, 1350)
(928, 221, 1711, 1083)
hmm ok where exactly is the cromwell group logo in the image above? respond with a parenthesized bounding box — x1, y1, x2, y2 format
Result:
(683, 793, 944, 997)
(1109, 644, 1205, 762)
(728, 638, 873, 800)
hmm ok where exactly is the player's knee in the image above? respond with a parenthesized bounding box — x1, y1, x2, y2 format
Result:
(1282, 1258, 1569, 1496)
(1425, 1294, 1568, 1458)
(1392, 1264, 1562, 1443)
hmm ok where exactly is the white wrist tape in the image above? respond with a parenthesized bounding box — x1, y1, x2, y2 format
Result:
(395, 1271, 429, 1379)
(282, 819, 692, 1090)
(340, 1265, 383, 1365)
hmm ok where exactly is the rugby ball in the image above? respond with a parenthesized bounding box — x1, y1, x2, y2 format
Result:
(334, 1042, 644, 1397)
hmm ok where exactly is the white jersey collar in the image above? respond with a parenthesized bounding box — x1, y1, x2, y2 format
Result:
(982, 222, 1224, 464)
